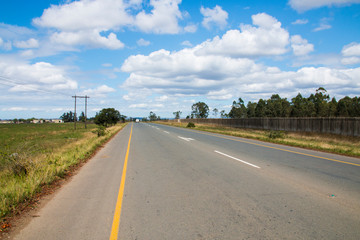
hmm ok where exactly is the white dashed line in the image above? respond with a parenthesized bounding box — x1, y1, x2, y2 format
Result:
(178, 136, 195, 142)
(214, 150, 260, 169)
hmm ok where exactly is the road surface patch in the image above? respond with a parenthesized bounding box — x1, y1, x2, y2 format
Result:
(184, 128, 360, 167)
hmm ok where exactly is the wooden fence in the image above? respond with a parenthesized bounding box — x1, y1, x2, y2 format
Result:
(169, 118, 360, 137)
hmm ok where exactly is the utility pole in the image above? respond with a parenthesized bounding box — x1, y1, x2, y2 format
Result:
(72, 95, 77, 130)
(84, 95, 89, 129)
(72, 95, 90, 130)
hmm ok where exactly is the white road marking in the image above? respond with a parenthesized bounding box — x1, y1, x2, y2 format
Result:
(164, 131, 170, 134)
(214, 150, 260, 169)
(178, 136, 195, 142)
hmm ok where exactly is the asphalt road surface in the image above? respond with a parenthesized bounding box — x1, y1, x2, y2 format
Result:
(13, 123, 360, 239)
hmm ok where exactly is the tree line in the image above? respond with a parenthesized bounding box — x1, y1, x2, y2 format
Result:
(60, 108, 126, 126)
(179, 88, 360, 119)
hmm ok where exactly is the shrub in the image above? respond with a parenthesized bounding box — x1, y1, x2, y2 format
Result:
(187, 122, 195, 128)
(93, 125, 106, 137)
(268, 130, 285, 139)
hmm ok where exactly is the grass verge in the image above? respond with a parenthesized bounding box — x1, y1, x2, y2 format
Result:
(0, 123, 127, 222)
(158, 121, 360, 158)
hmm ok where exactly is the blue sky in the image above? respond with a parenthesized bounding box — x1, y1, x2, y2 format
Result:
(0, 0, 360, 119)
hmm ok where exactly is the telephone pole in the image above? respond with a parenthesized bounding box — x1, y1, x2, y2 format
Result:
(84, 95, 89, 129)
(72, 95, 90, 130)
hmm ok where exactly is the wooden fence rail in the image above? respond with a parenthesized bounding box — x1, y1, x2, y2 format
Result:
(166, 118, 360, 137)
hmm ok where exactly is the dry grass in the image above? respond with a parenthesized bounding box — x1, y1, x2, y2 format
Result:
(0, 123, 127, 219)
(158, 121, 360, 158)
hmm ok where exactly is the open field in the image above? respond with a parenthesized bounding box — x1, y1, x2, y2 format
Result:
(0, 122, 127, 220)
(158, 121, 360, 158)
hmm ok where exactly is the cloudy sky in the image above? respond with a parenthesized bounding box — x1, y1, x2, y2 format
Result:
(0, 0, 360, 119)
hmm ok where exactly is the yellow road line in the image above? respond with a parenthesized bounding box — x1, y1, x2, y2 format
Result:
(182, 127, 360, 167)
(109, 123, 133, 240)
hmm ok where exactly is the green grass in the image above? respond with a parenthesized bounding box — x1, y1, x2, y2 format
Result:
(0, 122, 127, 219)
(158, 121, 360, 158)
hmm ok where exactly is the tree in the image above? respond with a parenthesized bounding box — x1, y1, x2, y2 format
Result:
(94, 108, 121, 127)
(149, 111, 158, 121)
(352, 97, 360, 117)
(337, 96, 352, 117)
(213, 108, 219, 118)
(79, 111, 86, 122)
(313, 87, 330, 117)
(328, 97, 338, 117)
(255, 99, 266, 117)
(229, 98, 247, 118)
(191, 102, 209, 118)
(247, 102, 257, 118)
(173, 111, 182, 119)
(220, 110, 228, 118)
(60, 111, 74, 122)
(290, 93, 306, 117)
(266, 94, 291, 117)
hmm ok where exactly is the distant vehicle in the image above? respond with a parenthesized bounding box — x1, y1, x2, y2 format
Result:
(135, 119, 140, 123)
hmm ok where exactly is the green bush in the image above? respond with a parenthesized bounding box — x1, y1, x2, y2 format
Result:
(93, 125, 106, 137)
(186, 122, 195, 128)
(268, 130, 285, 139)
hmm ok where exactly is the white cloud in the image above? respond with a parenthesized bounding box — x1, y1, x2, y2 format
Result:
(342, 42, 360, 57)
(200, 5, 228, 30)
(14, 38, 39, 49)
(129, 103, 164, 109)
(134, 0, 183, 34)
(291, 35, 314, 56)
(0, 60, 77, 93)
(181, 40, 192, 47)
(102, 63, 113, 67)
(121, 44, 360, 100)
(313, 17, 332, 32)
(207, 89, 233, 100)
(33, 0, 133, 31)
(196, 13, 289, 58)
(32, 0, 184, 50)
(120, 13, 360, 102)
(0, 37, 12, 51)
(341, 42, 360, 65)
(292, 19, 308, 25)
(289, 0, 360, 12)
(50, 30, 124, 49)
(82, 84, 116, 97)
(137, 38, 151, 46)
(184, 24, 197, 33)
(341, 57, 360, 65)
(0, 23, 35, 40)
(155, 95, 169, 101)
(2, 107, 28, 111)
(33, 0, 131, 49)
(293, 67, 359, 89)
(129, 103, 148, 108)
(122, 89, 152, 101)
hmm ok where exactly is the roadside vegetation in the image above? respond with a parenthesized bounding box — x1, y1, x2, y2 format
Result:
(159, 121, 360, 158)
(0, 122, 126, 220)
